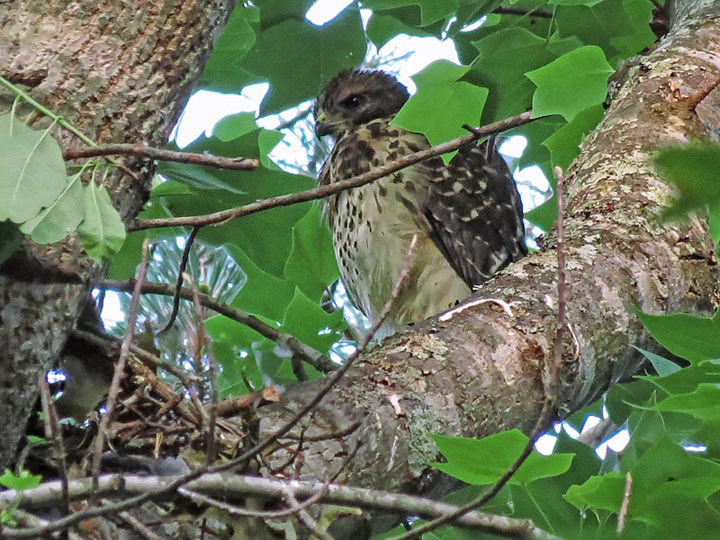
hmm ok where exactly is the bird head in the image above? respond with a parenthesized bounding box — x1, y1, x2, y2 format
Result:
(314, 69, 409, 139)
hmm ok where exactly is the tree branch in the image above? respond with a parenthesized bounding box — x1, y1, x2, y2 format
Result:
(63, 143, 260, 171)
(0, 474, 558, 540)
(98, 279, 335, 373)
(127, 112, 534, 232)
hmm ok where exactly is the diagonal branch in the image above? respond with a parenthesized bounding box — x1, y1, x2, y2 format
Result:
(127, 112, 533, 232)
(98, 279, 335, 373)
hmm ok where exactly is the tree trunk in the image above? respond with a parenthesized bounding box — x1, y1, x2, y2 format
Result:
(257, 0, 719, 497)
(0, 0, 236, 469)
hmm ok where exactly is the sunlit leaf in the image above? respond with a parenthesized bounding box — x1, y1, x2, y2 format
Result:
(527, 46, 613, 121)
(0, 114, 68, 223)
(78, 182, 126, 261)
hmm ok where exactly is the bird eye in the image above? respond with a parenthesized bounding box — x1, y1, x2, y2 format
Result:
(340, 94, 363, 109)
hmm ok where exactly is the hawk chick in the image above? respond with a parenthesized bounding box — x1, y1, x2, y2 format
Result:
(315, 70, 526, 337)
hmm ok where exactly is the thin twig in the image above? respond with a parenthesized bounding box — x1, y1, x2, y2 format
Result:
(617, 472, 633, 533)
(6, 509, 85, 540)
(282, 485, 337, 540)
(106, 499, 165, 540)
(268, 104, 313, 131)
(185, 274, 218, 466)
(98, 279, 334, 373)
(91, 239, 152, 496)
(71, 328, 203, 390)
(128, 112, 534, 232)
(158, 226, 199, 335)
(63, 143, 259, 171)
(493, 6, 553, 18)
(38, 374, 70, 516)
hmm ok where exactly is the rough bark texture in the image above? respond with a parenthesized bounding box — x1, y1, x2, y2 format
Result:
(257, 0, 720, 498)
(0, 0, 236, 468)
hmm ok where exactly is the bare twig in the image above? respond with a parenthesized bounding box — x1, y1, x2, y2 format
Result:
(64, 143, 259, 171)
(91, 240, 152, 496)
(107, 499, 165, 540)
(493, 6, 553, 18)
(71, 328, 203, 391)
(128, 112, 534, 232)
(98, 279, 334, 373)
(158, 226, 199, 335)
(185, 274, 218, 466)
(6, 509, 85, 540)
(267, 104, 313, 131)
(282, 485, 337, 540)
(617, 472, 633, 533)
(38, 374, 70, 516)
(0, 474, 559, 540)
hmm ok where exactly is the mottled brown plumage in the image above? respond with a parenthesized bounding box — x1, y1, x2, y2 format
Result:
(315, 69, 526, 337)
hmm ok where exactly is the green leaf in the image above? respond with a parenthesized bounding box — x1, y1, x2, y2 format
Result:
(709, 203, 720, 242)
(467, 28, 556, 122)
(526, 46, 613, 122)
(632, 346, 682, 376)
(240, 9, 366, 115)
(284, 205, 339, 301)
(654, 142, 720, 216)
(161, 128, 315, 278)
(605, 378, 656, 425)
(543, 105, 605, 169)
(0, 114, 69, 223)
(19, 173, 85, 243)
(0, 469, 42, 491)
(393, 61, 487, 163)
(652, 384, 720, 421)
(636, 309, 720, 364)
(365, 13, 432, 49)
(157, 161, 248, 194)
(213, 112, 260, 141)
(632, 438, 720, 508)
(564, 472, 625, 512)
(431, 430, 574, 485)
(227, 245, 296, 322)
(281, 288, 345, 354)
(525, 197, 557, 231)
(554, 0, 655, 64)
(200, 6, 260, 92)
(78, 182, 126, 261)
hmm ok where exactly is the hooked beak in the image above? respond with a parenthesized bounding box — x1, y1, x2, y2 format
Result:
(314, 111, 333, 137)
(315, 121, 333, 137)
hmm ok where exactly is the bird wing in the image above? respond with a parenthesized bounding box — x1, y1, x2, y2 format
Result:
(421, 140, 528, 289)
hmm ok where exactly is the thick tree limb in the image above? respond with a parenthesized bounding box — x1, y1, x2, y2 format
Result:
(0, 474, 558, 540)
(255, 0, 720, 515)
(0, 0, 238, 469)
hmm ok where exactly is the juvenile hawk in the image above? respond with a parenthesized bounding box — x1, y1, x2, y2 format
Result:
(315, 69, 526, 337)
